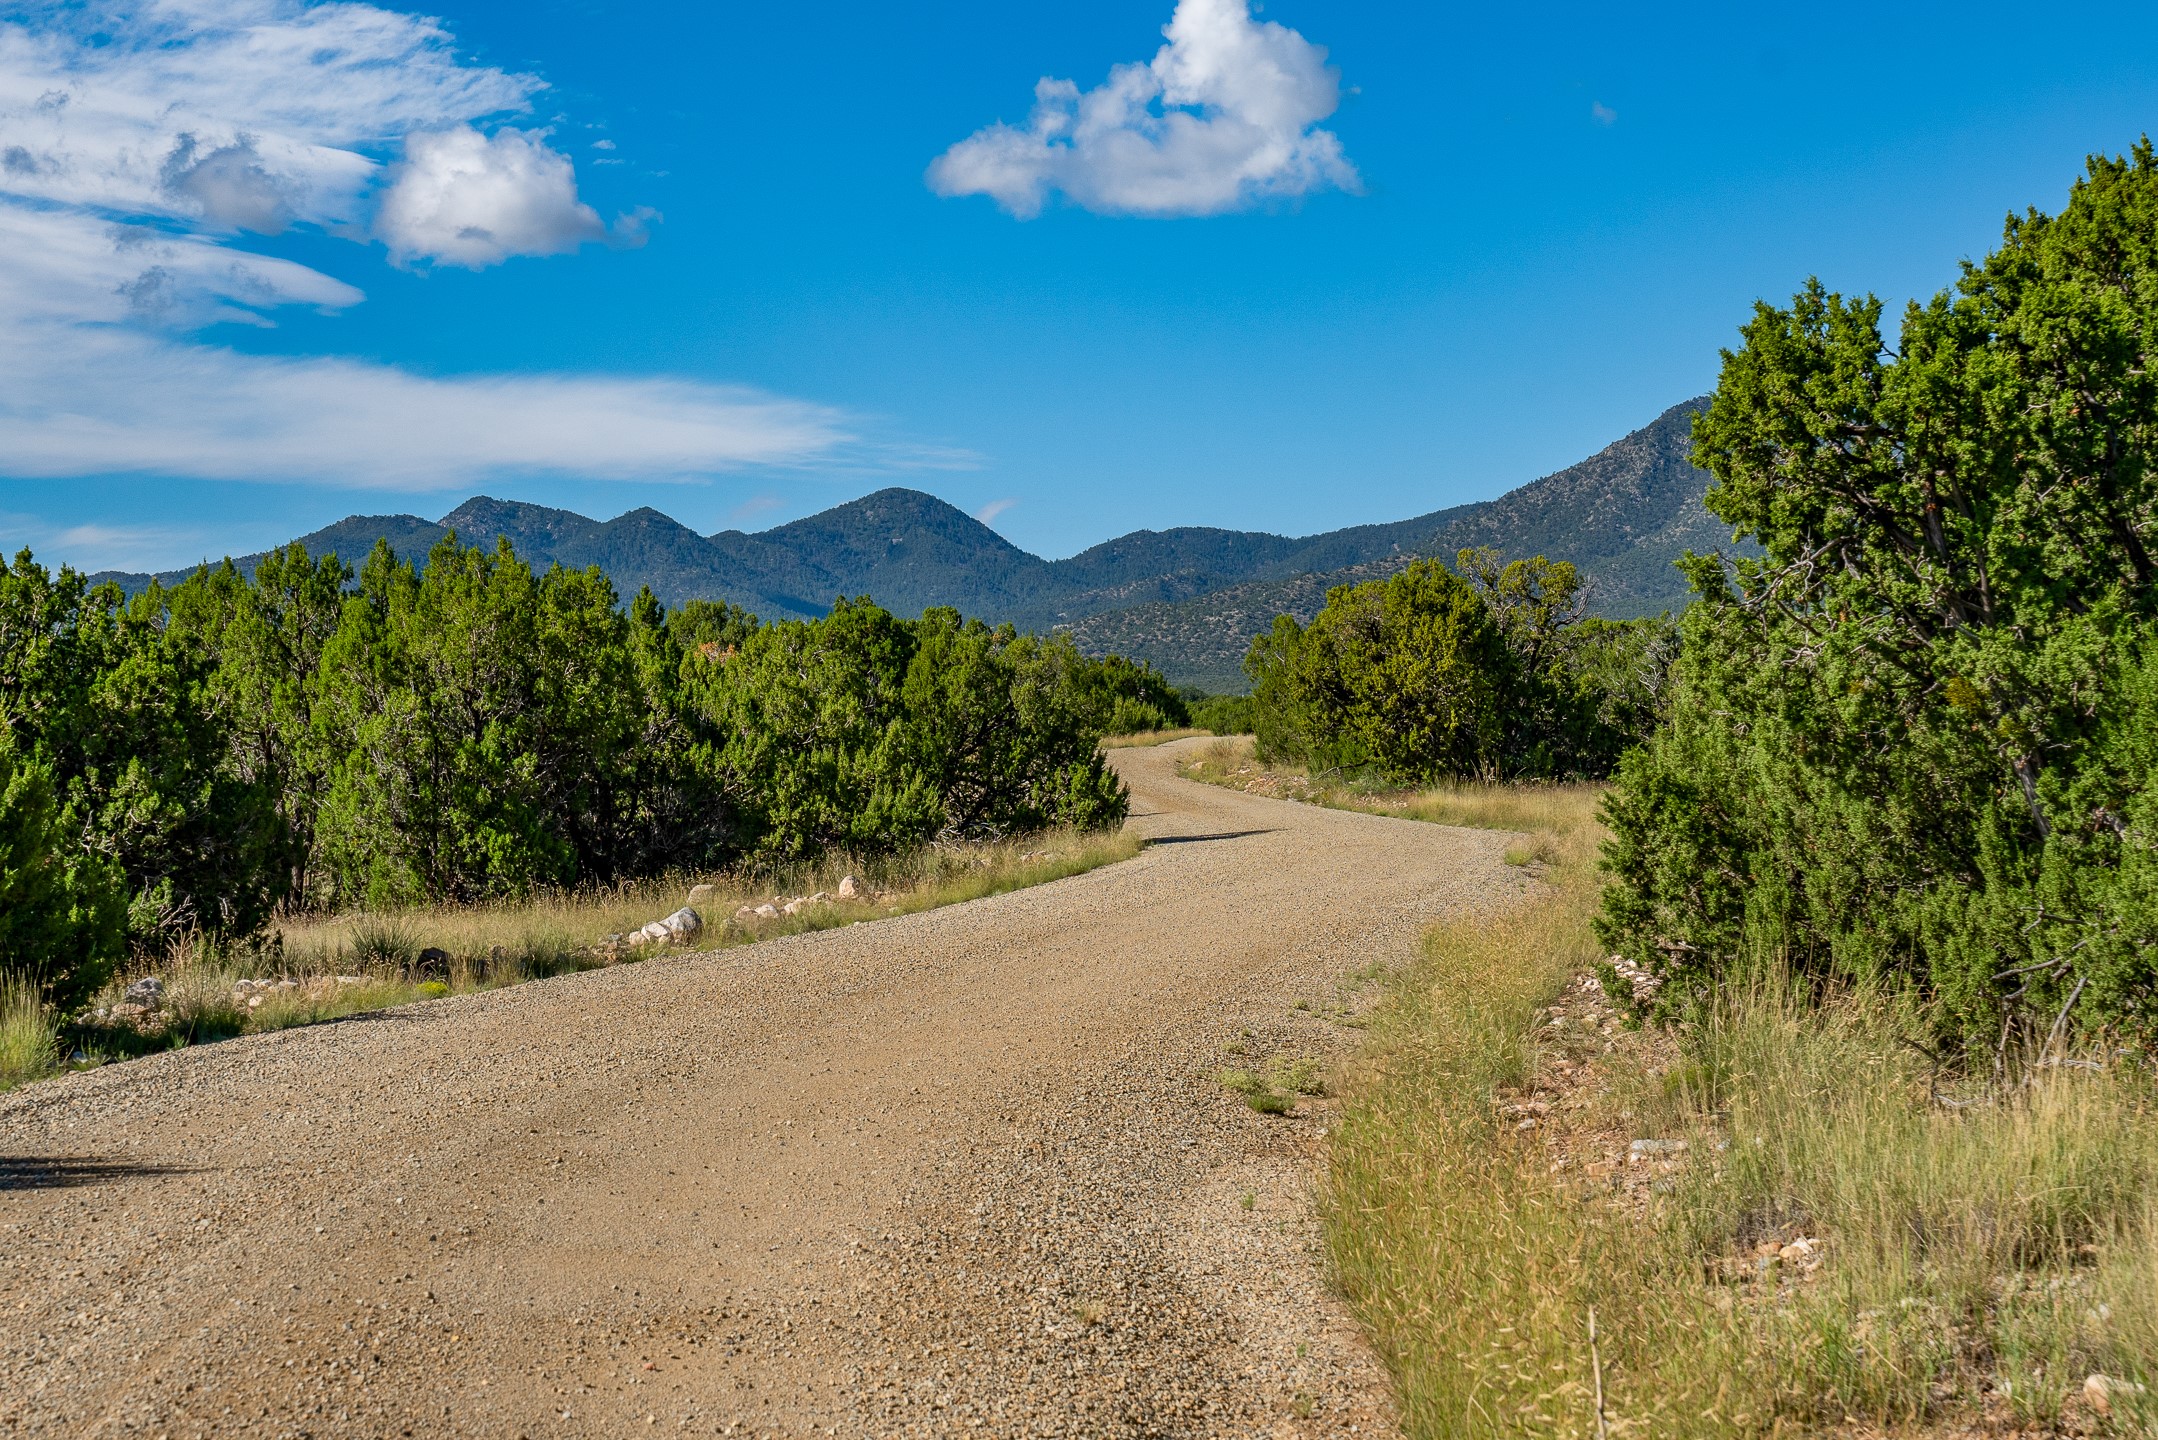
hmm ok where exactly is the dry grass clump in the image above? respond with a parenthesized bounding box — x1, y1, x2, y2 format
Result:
(1099, 727, 1211, 748)
(1217, 1052, 1330, 1116)
(57, 827, 1139, 1075)
(0, 973, 60, 1091)
(1320, 773, 2158, 1438)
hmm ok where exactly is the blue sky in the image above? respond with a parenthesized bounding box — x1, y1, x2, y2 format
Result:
(5, 0, 2158, 572)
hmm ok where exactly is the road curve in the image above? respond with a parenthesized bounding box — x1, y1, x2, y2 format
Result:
(1, 739, 1523, 1439)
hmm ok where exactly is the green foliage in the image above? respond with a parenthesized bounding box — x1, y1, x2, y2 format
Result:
(1056, 651, 1190, 735)
(1246, 554, 1663, 784)
(688, 601, 1127, 858)
(1217, 1069, 1294, 1114)
(0, 971, 61, 1090)
(311, 537, 667, 904)
(1598, 142, 2158, 1044)
(671, 597, 760, 653)
(0, 736, 125, 1006)
(0, 549, 283, 949)
(1189, 692, 1256, 735)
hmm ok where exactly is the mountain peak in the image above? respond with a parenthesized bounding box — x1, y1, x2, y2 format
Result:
(83, 399, 1722, 691)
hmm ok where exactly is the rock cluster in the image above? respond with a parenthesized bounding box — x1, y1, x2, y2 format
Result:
(598, 906, 704, 955)
(233, 977, 301, 1009)
(1605, 952, 1660, 1001)
(736, 892, 832, 923)
(731, 875, 870, 924)
(92, 972, 381, 1024)
(100, 989, 162, 1024)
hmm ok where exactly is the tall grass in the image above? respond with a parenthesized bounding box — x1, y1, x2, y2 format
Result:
(0, 973, 61, 1091)
(1318, 771, 2158, 1437)
(1321, 788, 1616, 1439)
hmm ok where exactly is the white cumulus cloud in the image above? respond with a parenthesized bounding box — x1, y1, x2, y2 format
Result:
(377, 125, 606, 268)
(0, 0, 866, 494)
(929, 0, 1358, 219)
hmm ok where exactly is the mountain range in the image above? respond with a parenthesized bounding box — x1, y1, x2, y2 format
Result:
(94, 397, 1730, 691)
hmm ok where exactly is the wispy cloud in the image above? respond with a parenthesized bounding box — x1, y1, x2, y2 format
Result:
(973, 497, 1017, 526)
(0, 0, 854, 489)
(1591, 101, 1617, 126)
(0, 329, 849, 489)
(929, 0, 1357, 219)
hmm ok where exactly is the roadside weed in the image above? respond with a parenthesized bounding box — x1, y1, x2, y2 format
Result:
(1218, 1069, 1293, 1115)
(0, 973, 59, 1091)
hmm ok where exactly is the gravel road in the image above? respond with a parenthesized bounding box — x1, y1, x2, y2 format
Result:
(1, 739, 1523, 1439)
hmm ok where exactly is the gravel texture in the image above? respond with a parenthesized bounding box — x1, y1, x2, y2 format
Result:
(0, 739, 1523, 1438)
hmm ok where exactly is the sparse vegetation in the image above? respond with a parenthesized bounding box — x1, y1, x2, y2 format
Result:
(1216, 1068, 1293, 1115)
(1215, 1048, 1329, 1115)
(0, 973, 60, 1090)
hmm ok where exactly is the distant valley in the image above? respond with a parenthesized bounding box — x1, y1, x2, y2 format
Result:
(96, 398, 1729, 691)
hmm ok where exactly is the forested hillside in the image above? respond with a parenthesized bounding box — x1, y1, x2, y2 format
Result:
(1066, 400, 1727, 688)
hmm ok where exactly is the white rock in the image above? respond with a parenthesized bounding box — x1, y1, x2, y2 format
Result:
(837, 875, 861, 899)
(688, 883, 719, 907)
(753, 904, 780, 920)
(661, 907, 703, 938)
(122, 976, 165, 1007)
(782, 900, 806, 916)
(637, 921, 672, 943)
